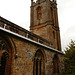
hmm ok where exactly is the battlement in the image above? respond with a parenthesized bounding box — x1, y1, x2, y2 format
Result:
(0, 16, 53, 47)
(31, 0, 56, 6)
(31, 0, 45, 6)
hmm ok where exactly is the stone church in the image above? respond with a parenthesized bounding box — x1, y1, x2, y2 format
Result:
(0, 0, 64, 75)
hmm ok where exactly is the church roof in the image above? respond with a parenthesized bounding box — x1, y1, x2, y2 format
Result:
(0, 16, 64, 54)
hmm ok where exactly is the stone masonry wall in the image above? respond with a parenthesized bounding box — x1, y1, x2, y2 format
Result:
(10, 34, 64, 75)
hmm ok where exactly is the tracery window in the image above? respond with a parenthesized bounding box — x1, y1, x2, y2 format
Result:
(34, 50, 45, 75)
(0, 38, 9, 75)
(53, 54, 59, 74)
(0, 52, 9, 75)
(0, 39, 6, 50)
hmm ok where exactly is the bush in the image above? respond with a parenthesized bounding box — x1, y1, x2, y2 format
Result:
(62, 40, 75, 75)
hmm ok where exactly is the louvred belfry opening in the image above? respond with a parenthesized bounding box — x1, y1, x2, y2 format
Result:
(37, 6, 42, 20)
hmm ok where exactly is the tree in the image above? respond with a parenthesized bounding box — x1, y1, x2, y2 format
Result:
(62, 40, 75, 75)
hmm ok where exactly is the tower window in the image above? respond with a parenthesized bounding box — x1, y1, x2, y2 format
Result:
(37, 6, 42, 20)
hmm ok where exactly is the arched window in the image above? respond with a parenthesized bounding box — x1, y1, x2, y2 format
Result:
(0, 52, 9, 75)
(34, 50, 45, 75)
(37, 6, 42, 20)
(53, 54, 59, 74)
(0, 37, 12, 75)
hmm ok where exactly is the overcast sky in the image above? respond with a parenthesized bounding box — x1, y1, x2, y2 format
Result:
(0, 0, 75, 51)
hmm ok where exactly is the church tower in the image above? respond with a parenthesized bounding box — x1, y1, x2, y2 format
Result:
(30, 0, 61, 51)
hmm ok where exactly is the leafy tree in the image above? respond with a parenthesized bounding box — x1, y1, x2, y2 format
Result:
(62, 40, 75, 75)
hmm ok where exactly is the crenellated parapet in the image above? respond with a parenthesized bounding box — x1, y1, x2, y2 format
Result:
(31, 0, 45, 6)
(31, 0, 57, 6)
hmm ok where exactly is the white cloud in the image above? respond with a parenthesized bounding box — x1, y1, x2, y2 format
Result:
(0, 0, 75, 51)
(57, 0, 75, 50)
